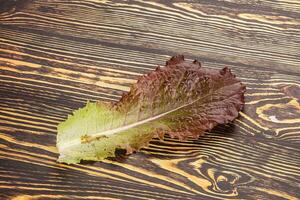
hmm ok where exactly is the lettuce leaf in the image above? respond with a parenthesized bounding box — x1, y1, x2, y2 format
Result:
(57, 55, 246, 164)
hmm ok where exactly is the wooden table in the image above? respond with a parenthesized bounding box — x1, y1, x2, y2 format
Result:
(1, 1, 299, 199)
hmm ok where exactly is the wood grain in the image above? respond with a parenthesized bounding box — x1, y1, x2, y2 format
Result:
(0, 0, 300, 199)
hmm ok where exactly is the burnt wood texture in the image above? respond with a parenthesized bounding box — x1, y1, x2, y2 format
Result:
(0, 0, 300, 199)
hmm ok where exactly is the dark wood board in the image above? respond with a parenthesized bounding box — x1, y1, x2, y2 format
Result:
(0, 0, 300, 199)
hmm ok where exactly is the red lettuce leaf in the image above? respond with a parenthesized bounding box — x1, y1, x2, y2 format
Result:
(57, 55, 246, 163)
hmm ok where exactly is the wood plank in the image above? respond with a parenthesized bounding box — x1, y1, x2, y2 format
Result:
(0, 0, 299, 74)
(0, 0, 299, 199)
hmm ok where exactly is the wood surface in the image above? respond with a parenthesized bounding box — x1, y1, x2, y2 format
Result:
(0, 0, 300, 199)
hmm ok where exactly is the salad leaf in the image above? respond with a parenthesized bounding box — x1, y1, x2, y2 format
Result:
(57, 55, 246, 164)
